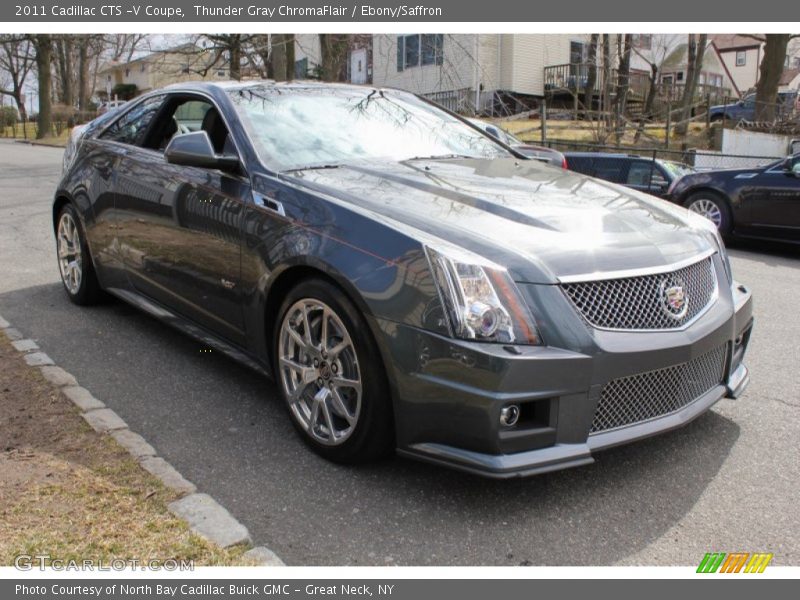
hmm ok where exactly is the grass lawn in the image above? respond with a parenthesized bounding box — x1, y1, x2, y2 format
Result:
(0, 331, 251, 567)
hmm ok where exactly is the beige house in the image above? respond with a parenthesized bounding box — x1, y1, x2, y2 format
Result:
(97, 44, 228, 98)
(371, 34, 603, 113)
(710, 35, 763, 96)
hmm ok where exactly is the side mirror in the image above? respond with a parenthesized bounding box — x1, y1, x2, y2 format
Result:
(780, 156, 800, 176)
(164, 131, 239, 171)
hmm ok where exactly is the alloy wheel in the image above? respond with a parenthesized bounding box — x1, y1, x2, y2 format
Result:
(688, 198, 723, 229)
(278, 298, 363, 446)
(57, 212, 83, 295)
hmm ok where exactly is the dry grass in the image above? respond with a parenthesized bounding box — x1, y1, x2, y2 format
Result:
(496, 118, 713, 147)
(0, 331, 251, 566)
(2, 123, 70, 147)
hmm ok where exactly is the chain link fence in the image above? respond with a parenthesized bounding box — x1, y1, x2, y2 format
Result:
(543, 139, 784, 171)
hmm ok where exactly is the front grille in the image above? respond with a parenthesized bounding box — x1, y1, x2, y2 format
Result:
(562, 256, 717, 330)
(590, 344, 728, 434)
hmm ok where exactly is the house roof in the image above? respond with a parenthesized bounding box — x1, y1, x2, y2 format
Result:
(710, 34, 763, 52)
(98, 43, 201, 74)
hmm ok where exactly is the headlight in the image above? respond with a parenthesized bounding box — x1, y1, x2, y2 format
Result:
(425, 245, 542, 345)
(689, 212, 732, 283)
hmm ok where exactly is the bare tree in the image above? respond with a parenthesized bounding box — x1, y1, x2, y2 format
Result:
(54, 36, 75, 106)
(106, 34, 148, 63)
(675, 33, 707, 136)
(752, 34, 800, 120)
(581, 34, 599, 119)
(319, 34, 349, 82)
(631, 35, 681, 143)
(31, 34, 52, 138)
(0, 35, 34, 120)
(613, 34, 633, 142)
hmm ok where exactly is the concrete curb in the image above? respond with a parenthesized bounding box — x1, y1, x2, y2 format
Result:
(0, 313, 284, 566)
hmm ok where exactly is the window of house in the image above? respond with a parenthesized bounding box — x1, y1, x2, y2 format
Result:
(397, 34, 443, 71)
(570, 41, 586, 64)
(632, 34, 652, 50)
(677, 72, 684, 82)
(124, 68, 130, 78)
(140, 64, 146, 73)
(421, 34, 444, 66)
(99, 96, 164, 146)
(736, 51, 746, 66)
(662, 75, 674, 85)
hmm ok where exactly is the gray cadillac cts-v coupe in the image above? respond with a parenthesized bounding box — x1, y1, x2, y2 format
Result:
(54, 81, 753, 478)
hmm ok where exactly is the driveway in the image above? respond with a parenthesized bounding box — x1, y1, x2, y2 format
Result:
(1, 139, 797, 566)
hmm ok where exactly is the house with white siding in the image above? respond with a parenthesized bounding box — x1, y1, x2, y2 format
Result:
(371, 34, 596, 114)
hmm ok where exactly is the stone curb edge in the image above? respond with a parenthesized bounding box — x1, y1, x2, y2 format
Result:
(0, 312, 283, 567)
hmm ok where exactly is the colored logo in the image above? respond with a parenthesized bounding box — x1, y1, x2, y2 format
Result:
(697, 552, 773, 573)
(660, 278, 689, 319)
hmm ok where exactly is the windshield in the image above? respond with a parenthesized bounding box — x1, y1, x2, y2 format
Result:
(661, 161, 696, 178)
(228, 86, 509, 171)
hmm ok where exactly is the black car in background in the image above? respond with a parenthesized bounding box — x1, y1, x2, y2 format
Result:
(667, 153, 800, 242)
(564, 152, 695, 198)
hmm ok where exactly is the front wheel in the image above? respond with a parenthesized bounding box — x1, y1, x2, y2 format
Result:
(273, 278, 393, 463)
(685, 192, 732, 236)
(56, 204, 104, 305)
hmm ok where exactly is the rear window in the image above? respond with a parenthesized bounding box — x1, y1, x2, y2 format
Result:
(592, 157, 625, 183)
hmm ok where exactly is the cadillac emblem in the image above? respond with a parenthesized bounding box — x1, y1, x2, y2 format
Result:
(660, 278, 689, 319)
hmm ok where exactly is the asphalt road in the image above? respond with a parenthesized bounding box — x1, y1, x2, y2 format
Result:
(1, 139, 798, 566)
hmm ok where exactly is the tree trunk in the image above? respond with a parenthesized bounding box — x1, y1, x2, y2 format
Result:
(319, 34, 348, 82)
(633, 63, 658, 144)
(602, 34, 611, 135)
(55, 37, 74, 106)
(271, 34, 288, 81)
(675, 33, 707, 136)
(614, 34, 632, 142)
(285, 34, 295, 81)
(581, 34, 599, 120)
(77, 36, 90, 112)
(229, 37, 242, 81)
(34, 35, 52, 139)
(755, 34, 791, 121)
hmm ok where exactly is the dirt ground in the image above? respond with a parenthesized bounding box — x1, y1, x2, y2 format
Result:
(0, 330, 248, 566)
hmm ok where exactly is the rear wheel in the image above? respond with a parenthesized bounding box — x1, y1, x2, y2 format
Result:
(56, 204, 104, 305)
(685, 192, 732, 236)
(273, 278, 393, 463)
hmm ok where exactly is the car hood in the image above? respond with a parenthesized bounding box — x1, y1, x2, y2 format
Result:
(285, 157, 713, 284)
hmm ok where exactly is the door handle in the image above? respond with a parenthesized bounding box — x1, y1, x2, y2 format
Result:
(252, 192, 285, 216)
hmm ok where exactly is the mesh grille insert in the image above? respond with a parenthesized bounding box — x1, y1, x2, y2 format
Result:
(590, 344, 728, 434)
(562, 257, 717, 330)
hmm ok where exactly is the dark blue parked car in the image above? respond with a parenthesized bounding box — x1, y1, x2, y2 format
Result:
(709, 91, 797, 122)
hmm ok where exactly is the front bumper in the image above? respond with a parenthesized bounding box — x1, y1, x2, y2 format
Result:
(376, 279, 753, 479)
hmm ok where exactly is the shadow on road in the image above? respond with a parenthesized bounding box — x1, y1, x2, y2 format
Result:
(0, 283, 741, 566)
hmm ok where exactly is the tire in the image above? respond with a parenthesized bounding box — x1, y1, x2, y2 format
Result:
(55, 204, 104, 305)
(684, 191, 733, 236)
(273, 278, 394, 463)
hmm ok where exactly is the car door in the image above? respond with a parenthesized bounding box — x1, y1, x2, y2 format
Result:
(745, 157, 800, 241)
(90, 95, 166, 289)
(114, 94, 250, 345)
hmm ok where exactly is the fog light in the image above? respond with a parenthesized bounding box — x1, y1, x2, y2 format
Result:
(500, 404, 520, 427)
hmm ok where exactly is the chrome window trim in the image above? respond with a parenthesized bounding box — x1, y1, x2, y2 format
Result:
(557, 247, 716, 284)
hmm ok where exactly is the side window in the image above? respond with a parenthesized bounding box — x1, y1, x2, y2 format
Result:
(145, 97, 234, 156)
(99, 96, 163, 146)
(626, 161, 654, 186)
(566, 157, 592, 175)
(593, 158, 625, 183)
